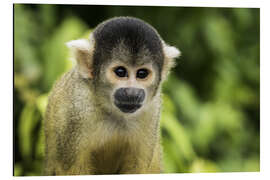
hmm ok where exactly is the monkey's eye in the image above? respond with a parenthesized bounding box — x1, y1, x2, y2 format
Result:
(136, 69, 149, 79)
(114, 66, 128, 78)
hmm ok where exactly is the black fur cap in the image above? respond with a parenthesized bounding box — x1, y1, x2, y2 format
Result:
(92, 17, 164, 79)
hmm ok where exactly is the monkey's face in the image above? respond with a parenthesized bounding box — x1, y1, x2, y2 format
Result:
(95, 56, 161, 115)
(110, 62, 158, 114)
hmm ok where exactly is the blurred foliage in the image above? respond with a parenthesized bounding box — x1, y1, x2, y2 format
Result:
(14, 4, 260, 176)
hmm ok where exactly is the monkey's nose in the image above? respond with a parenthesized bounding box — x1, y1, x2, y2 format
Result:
(115, 88, 145, 104)
(114, 88, 145, 113)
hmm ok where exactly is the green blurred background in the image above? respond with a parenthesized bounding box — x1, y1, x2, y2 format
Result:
(14, 4, 260, 176)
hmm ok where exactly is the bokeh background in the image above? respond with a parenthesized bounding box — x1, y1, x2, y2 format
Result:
(14, 4, 260, 176)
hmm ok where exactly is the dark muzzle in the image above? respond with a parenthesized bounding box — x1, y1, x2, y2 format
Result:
(114, 88, 145, 113)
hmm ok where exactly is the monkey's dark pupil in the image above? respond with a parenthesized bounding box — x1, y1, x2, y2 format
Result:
(137, 69, 149, 79)
(114, 66, 127, 77)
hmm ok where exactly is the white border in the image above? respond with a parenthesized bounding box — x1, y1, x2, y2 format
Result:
(1, 0, 269, 180)
(12, 0, 262, 8)
(0, 1, 13, 180)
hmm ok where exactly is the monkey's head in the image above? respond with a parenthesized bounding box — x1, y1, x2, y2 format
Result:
(67, 17, 180, 115)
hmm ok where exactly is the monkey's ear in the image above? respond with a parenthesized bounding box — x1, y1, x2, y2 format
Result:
(161, 43, 181, 81)
(66, 37, 95, 79)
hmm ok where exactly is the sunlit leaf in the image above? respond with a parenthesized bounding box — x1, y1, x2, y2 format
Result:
(18, 104, 39, 159)
(42, 17, 88, 91)
(190, 158, 219, 173)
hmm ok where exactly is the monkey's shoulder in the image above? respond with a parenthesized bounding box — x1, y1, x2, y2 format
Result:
(46, 69, 94, 124)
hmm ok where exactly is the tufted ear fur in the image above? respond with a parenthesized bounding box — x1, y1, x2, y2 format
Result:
(161, 42, 181, 81)
(66, 34, 95, 79)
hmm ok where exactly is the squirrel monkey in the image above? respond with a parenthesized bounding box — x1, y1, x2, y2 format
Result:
(44, 17, 180, 175)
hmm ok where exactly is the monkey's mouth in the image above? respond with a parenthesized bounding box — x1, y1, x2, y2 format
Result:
(114, 102, 142, 113)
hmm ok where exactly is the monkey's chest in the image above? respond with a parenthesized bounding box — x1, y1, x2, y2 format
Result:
(89, 140, 133, 174)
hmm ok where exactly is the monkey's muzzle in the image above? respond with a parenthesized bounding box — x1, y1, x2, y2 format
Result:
(114, 88, 145, 113)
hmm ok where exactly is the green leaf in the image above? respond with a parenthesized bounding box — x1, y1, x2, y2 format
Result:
(42, 17, 88, 91)
(18, 104, 39, 159)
